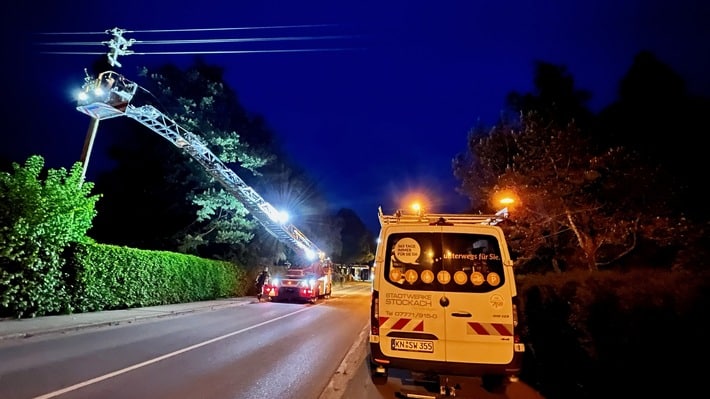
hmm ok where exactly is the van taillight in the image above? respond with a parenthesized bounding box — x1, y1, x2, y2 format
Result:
(371, 290, 380, 336)
(513, 300, 521, 343)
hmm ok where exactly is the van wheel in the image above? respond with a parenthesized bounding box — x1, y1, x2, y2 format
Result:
(369, 363, 388, 385)
(481, 375, 507, 394)
(371, 373, 388, 385)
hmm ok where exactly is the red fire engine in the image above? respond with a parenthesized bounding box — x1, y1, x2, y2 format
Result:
(263, 259, 333, 303)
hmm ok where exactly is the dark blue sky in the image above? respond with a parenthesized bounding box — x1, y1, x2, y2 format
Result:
(3, 1, 709, 234)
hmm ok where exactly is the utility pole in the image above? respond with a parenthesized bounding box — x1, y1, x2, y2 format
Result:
(79, 117, 100, 185)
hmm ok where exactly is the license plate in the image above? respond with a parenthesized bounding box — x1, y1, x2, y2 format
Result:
(391, 338, 434, 353)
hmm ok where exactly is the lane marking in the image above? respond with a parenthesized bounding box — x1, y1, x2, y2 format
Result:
(33, 306, 311, 399)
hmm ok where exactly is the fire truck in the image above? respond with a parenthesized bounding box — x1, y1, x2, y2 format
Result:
(263, 259, 333, 303)
(75, 69, 331, 297)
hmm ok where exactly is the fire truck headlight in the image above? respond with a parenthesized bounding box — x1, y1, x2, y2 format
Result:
(272, 278, 280, 286)
(299, 279, 316, 288)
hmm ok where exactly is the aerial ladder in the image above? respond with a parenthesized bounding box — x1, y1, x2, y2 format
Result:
(75, 70, 325, 263)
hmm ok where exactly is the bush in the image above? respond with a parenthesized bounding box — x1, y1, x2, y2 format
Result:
(517, 269, 710, 398)
(0, 156, 99, 318)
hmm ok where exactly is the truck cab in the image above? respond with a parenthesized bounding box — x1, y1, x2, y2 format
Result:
(265, 261, 333, 303)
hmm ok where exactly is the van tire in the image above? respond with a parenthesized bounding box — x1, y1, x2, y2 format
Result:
(481, 375, 507, 394)
(369, 362, 388, 385)
(371, 371, 388, 385)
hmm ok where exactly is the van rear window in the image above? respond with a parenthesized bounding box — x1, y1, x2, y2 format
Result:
(384, 232, 505, 293)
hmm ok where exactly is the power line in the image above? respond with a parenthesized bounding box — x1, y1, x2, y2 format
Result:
(123, 24, 337, 33)
(37, 24, 337, 35)
(40, 48, 357, 56)
(36, 24, 362, 67)
(37, 35, 355, 47)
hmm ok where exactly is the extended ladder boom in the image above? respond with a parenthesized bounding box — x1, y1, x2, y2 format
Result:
(76, 71, 322, 260)
(127, 104, 321, 257)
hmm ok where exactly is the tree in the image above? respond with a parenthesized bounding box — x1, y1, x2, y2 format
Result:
(91, 60, 343, 266)
(458, 107, 691, 273)
(0, 155, 99, 317)
(139, 62, 272, 257)
(597, 51, 710, 223)
(335, 208, 375, 265)
(454, 116, 521, 213)
(92, 61, 275, 261)
(455, 56, 697, 272)
(506, 61, 595, 131)
(90, 122, 200, 251)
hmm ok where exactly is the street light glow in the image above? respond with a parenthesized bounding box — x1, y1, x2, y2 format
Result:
(492, 189, 519, 212)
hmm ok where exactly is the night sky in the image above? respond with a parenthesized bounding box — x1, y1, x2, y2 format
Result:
(3, 0, 709, 234)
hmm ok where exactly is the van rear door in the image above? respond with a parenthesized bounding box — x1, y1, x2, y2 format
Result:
(378, 228, 448, 362)
(440, 231, 516, 365)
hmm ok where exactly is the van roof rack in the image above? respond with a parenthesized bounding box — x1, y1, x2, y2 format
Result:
(378, 207, 508, 226)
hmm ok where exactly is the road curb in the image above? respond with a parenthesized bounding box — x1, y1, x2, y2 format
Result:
(318, 323, 369, 399)
(0, 298, 252, 341)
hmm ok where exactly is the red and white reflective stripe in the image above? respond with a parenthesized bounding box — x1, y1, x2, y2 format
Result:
(466, 322, 513, 336)
(378, 317, 424, 331)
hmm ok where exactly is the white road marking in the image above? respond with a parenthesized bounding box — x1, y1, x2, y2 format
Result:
(33, 306, 311, 399)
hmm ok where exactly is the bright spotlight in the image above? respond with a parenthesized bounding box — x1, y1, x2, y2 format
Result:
(277, 211, 289, 224)
(304, 249, 316, 260)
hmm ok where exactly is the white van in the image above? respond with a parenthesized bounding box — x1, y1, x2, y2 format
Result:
(368, 207, 525, 394)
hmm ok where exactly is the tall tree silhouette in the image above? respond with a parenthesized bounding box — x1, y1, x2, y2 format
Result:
(505, 61, 595, 130)
(597, 51, 710, 222)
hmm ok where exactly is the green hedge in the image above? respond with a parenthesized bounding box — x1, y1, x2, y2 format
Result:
(0, 155, 248, 319)
(66, 242, 248, 312)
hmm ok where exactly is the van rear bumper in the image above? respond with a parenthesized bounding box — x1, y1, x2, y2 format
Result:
(369, 342, 523, 377)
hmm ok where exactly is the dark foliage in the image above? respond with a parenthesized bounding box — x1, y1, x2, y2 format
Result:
(335, 208, 375, 265)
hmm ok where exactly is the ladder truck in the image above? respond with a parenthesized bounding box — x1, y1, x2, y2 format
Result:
(75, 70, 332, 300)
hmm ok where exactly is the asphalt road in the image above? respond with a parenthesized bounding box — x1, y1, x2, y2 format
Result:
(0, 284, 370, 399)
(1, 282, 545, 399)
